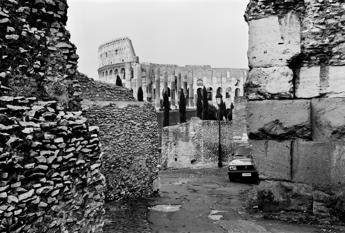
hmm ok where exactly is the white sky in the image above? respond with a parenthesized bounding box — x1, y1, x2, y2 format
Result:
(66, 0, 249, 79)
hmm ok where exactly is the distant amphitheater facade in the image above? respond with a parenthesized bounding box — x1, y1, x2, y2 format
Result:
(98, 37, 247, 109)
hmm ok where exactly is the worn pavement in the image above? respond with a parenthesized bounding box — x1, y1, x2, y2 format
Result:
(104, 168, 345, 233)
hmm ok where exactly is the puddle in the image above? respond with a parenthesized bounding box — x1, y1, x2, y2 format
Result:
(173, 178, 191, 185)
(149, 204, 181, 212)
(208, 210, 226, 221)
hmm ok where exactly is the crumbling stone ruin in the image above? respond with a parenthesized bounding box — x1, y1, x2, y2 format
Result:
(78, 73, 160, 201)
(0, 0, 105, 232)
(245, 0, 345, 223)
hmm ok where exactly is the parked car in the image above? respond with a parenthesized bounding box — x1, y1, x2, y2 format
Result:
(227, 146, 259, 184)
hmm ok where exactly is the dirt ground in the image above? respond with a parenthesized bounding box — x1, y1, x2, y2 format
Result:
(104, 168, 345, 233)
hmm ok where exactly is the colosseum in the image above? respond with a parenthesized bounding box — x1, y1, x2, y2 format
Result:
(98, 37, 247, 109)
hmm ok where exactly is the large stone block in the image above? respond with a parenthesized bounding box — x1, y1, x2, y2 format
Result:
(331, 142, 345, 187)
(292, 140, 332, 187)
(250, 140, 291, 181)
(247, 100, 311, 140)
(325, 66, 345, 97)
(246, 67, 293, 100)
(296, 66, 345, 98)
(312, 98, 345, 141)
(248, 14, 301, 68)
(295, 66, 320, 98)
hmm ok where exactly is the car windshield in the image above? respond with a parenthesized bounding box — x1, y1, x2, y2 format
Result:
(234, 154, 251, 158)
(233, 147, 252, 157)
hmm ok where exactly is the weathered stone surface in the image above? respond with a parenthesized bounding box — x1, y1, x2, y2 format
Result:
(330, 142, 345, 187)
(246, 67, 293, 100)
(302, 1, 345, 66)
(0, 98, 105, 232)
(84, 101, 159, 201)
(312, 98, 345, 141)
(0, 0, 81, 109)
(247, 100, 311, 140)
(249, 180, 344, 224)
(250, 140, 291, 181)
(292, 140, 332, 187)
(77, 72, 135, 102)
(325, 66, 345, 97)
(255, 181, 313, 213)
(248, 14, 301, 68)
(295, 66, 320, 98)
(296, 66, 345, 98)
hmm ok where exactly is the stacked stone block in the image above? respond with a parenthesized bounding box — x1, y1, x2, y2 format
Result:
(245, 0, 345, 188)
(0, 96, 105, 232)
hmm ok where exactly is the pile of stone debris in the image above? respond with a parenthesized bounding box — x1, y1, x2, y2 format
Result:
(246, 181, 345, 226)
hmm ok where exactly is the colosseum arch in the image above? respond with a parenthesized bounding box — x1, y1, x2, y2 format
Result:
(235, 88, 240, 99)
(225, 87, 232, 98)
(216, 87, 222, 95)
(121, 68, 125, 79)
(207, 87, 213, 100)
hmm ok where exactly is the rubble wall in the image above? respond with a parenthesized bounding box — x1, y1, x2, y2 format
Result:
(0, 0, 80, 110)
(0, 97, 104, 232)
(161, 116, 248, 169)
(245, 0, 345, 188)
(0, 0, 106, 232)
(84, 102, 160, 201)
(77, 73, 135, 102)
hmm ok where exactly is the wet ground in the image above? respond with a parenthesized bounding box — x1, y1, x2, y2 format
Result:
(103, 168, 345, 233)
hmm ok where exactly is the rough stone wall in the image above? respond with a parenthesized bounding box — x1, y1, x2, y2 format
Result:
(84, 102, 160, 201)
(0, 97, 104, 232)
(0, 1, 105, 232)
(77, 72, 135, 102)
(245, 0, 345, 188)
(79, 77, 160, 201)
(0, 0, 80, 109)
(161, 116, 248, 169)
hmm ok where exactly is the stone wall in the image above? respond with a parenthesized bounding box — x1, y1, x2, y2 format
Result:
(0, 0, 106, 232)
(84, 102, 160, 201)
(0, 0, 81, 110)
(245, 0, 345, 189)
(161, 113, 248, 169)
(77, 72, 135, 102)
(0, 97, 104, 232)
(79, 77, 160, 201)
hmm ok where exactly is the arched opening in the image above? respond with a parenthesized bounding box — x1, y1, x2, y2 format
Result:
(105, 70, 108, 76)
(109, 69, 113, 76)
(225, 87, 231, 98)
(121, 68, 125, 79)
(207, 87, 213, 101)
(216, 87, 222, 95)
(115, 69, 118, 75)
(130, 66, 134, 79)
(235, 88, 240, 98)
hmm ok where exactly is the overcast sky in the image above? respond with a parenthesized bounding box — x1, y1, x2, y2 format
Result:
(66, 0, 249, 79)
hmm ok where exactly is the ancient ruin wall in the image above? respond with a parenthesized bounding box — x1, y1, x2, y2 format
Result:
(0, 0, 80, 109)
(0, 97, 105, 232)
(85, 103, 159, 201)
(0, 1, 105, 232)
(245, 0, 345, 188)
(80, 77, 160, 201)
